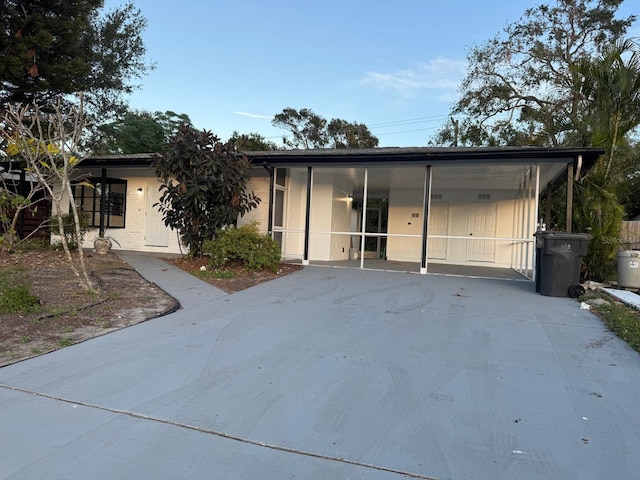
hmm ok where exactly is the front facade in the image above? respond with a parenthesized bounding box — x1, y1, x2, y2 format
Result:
(73, 147, 603, 280)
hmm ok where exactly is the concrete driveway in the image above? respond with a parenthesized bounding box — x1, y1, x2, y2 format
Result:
(1, 256, 639, 480)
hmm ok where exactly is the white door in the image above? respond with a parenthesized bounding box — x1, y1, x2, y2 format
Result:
(467, 203, 496, 262)
(145, 181, 169, 247)
(428, 202, 448, 259)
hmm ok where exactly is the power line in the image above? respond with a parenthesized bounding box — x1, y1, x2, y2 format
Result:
(368, 115, 449, 129)
(375, 126, 441, 137)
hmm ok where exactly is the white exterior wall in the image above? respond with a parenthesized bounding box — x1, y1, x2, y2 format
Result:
(53, 168, 183, 254)
(330, 175, 352, 261)
(386, 188, 424, 262)
(280, 169, 307, 260)
(237, 175, 270, 232)
(428, 189, 517, 268)
(309, 171, 333, 261)
(77, 171, 183, 254)
(381, 186, 520, 268)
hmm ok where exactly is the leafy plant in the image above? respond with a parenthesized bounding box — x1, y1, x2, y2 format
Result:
(203, 222, 281, 273)
(0, 285, 39, 313)
(0, 1, 153, 120)
(57, 337, 74, 348)
(50, 212, 91, 249)
(0, 266, 40, 315)
(4, 98, 97, 291)
(155, 126, 260, 257)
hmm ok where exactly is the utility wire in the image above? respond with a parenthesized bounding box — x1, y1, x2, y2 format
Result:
(368, 114, 448, 128)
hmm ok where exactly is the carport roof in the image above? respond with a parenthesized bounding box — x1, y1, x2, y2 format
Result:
(247, 146, 605, 167)
(82, 147, 604, 167)
(80, 146, 605, 169)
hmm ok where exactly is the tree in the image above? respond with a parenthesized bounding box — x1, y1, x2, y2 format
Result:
(272, 107, 379, 149)
(571, 38, 640, 280)
(3, 97, 95, 291)
(90, 110, 192, 154)
(0, 1, 152, 119)
(272, 108, 328, 149)
(433, 0, 635, 147)
(155, 126, 260, 257)
(430, 0, 640, 281)
(228, 131, 278, 151)
(577, 38, 640, 178)
(327, 119, 379, 148)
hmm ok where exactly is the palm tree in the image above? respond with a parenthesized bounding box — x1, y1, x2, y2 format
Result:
(572, 38, 640, 281)
(580, 38, 640, 180)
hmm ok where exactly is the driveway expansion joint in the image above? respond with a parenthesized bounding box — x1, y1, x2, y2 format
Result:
(0, 382, 439, 480)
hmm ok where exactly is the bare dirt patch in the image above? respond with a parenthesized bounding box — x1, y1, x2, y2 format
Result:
(0, 251, 301, 367)
(0, 251, 178, 367)
(163, 256, 302, 294)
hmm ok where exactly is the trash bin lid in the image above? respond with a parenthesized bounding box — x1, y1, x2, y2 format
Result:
(536, 232, 593, 240)
(618, 250, 640, 258)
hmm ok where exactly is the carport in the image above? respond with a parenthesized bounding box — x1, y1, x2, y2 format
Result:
(247, 147, 604, 279)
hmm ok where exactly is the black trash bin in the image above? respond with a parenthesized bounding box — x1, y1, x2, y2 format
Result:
(534, 232, 592, 297)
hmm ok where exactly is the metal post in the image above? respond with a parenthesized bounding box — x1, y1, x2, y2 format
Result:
(303, 167, 312, 265)
(99, 168, 107, 236)
(531, 164, 541, 279)
(420, 165, 432, 274)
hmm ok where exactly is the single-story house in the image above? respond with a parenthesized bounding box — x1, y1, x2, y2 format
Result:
(71, 146, 603, 280)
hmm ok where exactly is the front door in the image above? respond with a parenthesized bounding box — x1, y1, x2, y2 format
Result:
(467, 203, 496, 262)
(145, 181, 169, 247)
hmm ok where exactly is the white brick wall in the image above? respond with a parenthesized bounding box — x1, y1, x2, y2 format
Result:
(78, 175, 185, 254)
(237, 176, 270, 233)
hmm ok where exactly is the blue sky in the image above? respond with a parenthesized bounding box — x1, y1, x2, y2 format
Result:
(104, 0, 639, 148)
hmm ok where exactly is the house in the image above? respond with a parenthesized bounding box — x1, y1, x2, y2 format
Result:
(73, 146, 604, 280)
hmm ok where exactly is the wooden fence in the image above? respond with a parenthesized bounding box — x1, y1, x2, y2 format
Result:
(620, 221, 640, 250)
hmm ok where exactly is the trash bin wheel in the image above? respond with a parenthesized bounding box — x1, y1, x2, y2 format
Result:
(568, 284, 585, 299)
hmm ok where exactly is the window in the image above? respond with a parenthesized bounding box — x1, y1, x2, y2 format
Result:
(273, 168, 287, 246)
(74, 178, 127, 228)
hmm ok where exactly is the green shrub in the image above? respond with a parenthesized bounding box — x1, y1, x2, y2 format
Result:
(0, 284, 40, 314)
(203, 222, 281, 272)
(0, 265, 40, 314)
(50, 212, 91, 249)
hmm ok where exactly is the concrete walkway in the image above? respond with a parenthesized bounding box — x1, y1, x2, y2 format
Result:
(1, 255, 639, 479)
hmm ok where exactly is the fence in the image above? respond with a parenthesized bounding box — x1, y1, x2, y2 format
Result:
(620, 221, 640, 249)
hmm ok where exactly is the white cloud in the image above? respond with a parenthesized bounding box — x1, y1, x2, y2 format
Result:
(232, 111, 272, 119)
(361, 57, 466, 97)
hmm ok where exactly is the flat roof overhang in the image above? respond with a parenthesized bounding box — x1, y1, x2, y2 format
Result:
(246, 146, 605, 168)
(80, 153, 160, 168)
(79, 147, 605, 170)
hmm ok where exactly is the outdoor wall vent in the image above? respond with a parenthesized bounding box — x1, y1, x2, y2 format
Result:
(431, 193, 443, 200)
(478, 194, 491, 200)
